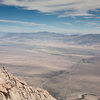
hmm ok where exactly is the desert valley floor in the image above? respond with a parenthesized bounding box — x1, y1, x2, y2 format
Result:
(0, 33, 100, 100)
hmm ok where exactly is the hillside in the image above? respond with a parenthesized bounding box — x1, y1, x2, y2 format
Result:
(0, 32, 100, 46)
(0, 68, 56, 100)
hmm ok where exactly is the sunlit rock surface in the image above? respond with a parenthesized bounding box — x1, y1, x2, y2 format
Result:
(0, 69, 56, 100)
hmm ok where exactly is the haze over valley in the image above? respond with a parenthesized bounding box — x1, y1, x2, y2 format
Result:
(0, 0, 100, 99)
(0, 32, 100, 100)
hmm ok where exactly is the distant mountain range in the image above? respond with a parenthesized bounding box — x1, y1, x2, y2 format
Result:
(0, 32, 100, 45)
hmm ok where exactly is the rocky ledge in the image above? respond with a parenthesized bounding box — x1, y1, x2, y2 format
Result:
(0, 69, 56, 100)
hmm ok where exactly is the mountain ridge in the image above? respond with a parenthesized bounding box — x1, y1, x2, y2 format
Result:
(0, 68, 56, 100)
(0, 32, 100, 45)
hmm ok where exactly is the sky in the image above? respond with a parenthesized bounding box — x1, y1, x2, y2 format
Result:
(0, 0, 100, 34)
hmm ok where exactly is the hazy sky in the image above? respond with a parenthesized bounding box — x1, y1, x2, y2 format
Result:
(0, 0, 100, 34)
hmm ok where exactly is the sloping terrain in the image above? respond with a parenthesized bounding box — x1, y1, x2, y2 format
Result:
(0, 32, 100, 45)
(0, 32, 100, 100)
(0, 69, 56, 100)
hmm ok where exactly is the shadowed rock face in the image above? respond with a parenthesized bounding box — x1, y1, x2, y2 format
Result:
(0, 69, 56, 100)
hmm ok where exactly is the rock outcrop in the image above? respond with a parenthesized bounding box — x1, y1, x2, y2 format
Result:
(0, 69, 56, 100)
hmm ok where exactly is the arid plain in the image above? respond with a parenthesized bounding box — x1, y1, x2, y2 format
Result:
(0, 32, 100, 100)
